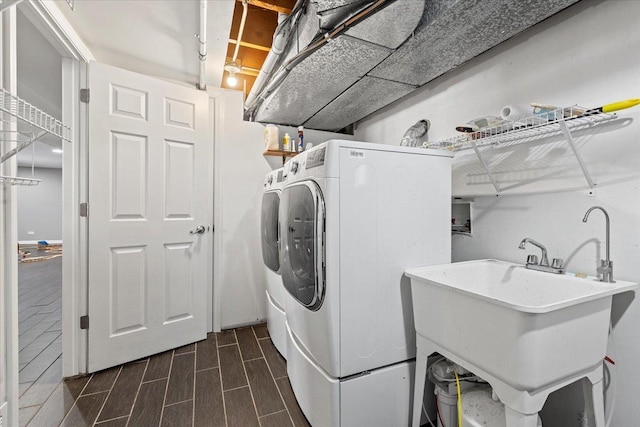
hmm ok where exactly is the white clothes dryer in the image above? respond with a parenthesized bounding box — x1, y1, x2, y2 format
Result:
(261, 167, 287, 358)
(279, 140, 453, 426)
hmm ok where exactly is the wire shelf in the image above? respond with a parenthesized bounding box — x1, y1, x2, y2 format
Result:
(0, 88, 71, 142)
(428, 106, 617, 152)
(0, 89, 72, 185)
(427, 105, 621, 194)
(0, 175, 41, 186)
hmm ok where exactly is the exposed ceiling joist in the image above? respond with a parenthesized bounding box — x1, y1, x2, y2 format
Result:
(224, 0, 294, 93)
(240, 67, 260, 77)
(229, 38, 271, 52)
(236, 0, 294, 15)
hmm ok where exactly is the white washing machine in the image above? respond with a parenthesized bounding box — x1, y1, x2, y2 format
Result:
(279, 140, 452, 426)
(261, 167, 287, 358)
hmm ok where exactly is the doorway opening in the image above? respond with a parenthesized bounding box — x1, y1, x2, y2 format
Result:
(14, 8, 65, 425)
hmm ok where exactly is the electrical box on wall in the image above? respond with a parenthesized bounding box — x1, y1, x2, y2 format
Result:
(452, 198, 473, 235)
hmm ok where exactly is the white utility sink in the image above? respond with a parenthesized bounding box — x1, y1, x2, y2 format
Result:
(406, 259, 638, 427)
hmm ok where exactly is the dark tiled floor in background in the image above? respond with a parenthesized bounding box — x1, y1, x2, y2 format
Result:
(17, 255, 309, 426)
(18, 257, 63, 426)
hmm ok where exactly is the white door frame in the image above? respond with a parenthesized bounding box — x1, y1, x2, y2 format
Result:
(18, 0, 95, 378)
(210, 92, 223, 333)
(1, 5, 95, 421)
(1, 8, 20, 426)
(61, 57, 88, 376)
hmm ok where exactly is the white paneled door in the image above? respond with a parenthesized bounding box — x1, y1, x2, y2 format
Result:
(87, 62, 211, 372)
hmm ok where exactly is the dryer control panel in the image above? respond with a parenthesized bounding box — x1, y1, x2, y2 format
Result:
(306, 147, 326, 170)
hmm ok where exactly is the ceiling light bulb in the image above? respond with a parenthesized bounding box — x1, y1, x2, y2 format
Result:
(227, 72, 238, 87)
(224, 62, 242, 88)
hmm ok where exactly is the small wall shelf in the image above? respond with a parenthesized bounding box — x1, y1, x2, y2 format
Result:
(428, 106, 618, 194)
(263, 149, 298, 164)
(0, 89, 71, 186)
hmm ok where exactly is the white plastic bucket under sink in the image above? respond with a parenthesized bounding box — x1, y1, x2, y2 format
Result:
(437, 386, 543, 427)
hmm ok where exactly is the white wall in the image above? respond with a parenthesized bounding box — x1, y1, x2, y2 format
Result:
(215, 90, 354, 329)
(16, 167, 62, 242)
(355, 0, 640, 425)
(215, 89, 271, 329)
(16, 9, 62, 120)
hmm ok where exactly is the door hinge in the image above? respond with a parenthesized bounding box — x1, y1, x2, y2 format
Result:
(80, 315, 89, 329)
(80, 88, 90, 103)
(80, 202, 89, 217)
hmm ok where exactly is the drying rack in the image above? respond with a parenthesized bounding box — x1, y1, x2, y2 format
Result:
(427, 106, 618, 194)
(0, 88, 71, 186)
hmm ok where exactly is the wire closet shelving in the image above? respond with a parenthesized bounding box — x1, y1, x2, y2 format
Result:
(0, 88, 71, 186)
(426, 106, 618, 194)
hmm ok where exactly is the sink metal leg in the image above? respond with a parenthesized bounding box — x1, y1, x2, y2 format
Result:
(505, 406, 539, 427)
(412, 350, 428, 427)
(583, 377, 606, 427)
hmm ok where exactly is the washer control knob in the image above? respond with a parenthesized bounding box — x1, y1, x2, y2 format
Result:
(291, 161, 299, 174)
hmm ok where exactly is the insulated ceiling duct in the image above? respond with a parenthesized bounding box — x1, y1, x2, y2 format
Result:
(247, 0, 581, 132)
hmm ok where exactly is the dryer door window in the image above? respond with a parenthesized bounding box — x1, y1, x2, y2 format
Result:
(280, 181, 325, 311)
(261, 191, 280, 273)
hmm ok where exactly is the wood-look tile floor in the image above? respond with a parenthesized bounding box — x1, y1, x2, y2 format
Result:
(18, 257, 63, 426)
(26, 324, 309, 427)
(22, 326, 309, 427)
(18, 257, 310, 427)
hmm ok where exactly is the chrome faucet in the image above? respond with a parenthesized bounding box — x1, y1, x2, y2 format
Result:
(518, 238, 564, 274)
(519, 238, 549, 266)
(583, 206, 614, 282)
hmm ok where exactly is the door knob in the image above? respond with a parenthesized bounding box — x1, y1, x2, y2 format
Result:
(190, 225, 206, 235)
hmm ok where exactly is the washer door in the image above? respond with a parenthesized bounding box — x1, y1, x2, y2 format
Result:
(280, 181, 325, 311)
(261, 190, 280, 273)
